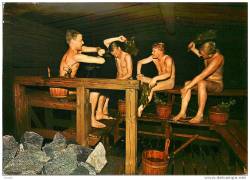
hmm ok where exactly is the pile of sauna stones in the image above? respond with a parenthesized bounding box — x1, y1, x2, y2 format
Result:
(3, 131, 96, 175)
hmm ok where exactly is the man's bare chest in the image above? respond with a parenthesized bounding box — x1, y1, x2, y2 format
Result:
(117, 58, 127, 68)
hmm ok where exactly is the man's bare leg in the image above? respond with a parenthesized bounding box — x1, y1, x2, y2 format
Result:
(138, 79, 174, 117)
(96, 95, 114, 120)
(189, 81, 207, 123)
(188, 80, 224, 124)
(90, 92, 106, 128)
(173, 81, 192, 121)
(103, 97, 109, 115)
(137, 105, 144, 117)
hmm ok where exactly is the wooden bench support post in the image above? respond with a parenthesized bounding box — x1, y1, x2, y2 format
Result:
(14, 83, 30, 138)
(125, 88, 138, 174)
(76, 87, 91, 146)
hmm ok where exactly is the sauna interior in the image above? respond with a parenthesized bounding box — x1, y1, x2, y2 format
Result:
(3, 2, 247, 175)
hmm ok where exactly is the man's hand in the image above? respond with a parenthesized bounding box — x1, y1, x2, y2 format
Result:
(149, 78, 157, 88)
(136, 74, 144, 81)
(187, 41, 196, 51)
(119, 35, 127, 42)
(97, 48, 105, 56)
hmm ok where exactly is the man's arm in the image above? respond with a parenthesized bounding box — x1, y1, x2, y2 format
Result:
(82, 46, 105, 56)
(137, 56, 153, 76)
(188, 42, 202, 58)
(184, 56, 223, 90)
(82, 46, 99, 52)
(103, 35, 127, 48)
(74, 54, 105, 64)
(119, 54, 133, 80)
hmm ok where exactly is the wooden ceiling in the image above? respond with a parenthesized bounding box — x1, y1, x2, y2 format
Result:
(3, 2, 247, 42)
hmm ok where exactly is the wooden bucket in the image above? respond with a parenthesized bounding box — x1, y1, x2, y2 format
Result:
(142, 138, 170, 175)
(117, 100, 126, 116)
(156, 104, 172, 119)
(209, 106, 228, 125)
(50, 87, 68, 98)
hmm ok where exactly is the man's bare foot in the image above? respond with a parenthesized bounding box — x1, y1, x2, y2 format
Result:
(91, 119, 106, 128)
(189, 115, 203, 124)
(138, 105, 144, 117)
(173, 113, 186, 121)
(96, 113, 114, 120)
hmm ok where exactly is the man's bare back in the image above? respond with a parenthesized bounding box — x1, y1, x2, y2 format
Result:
(59, 49, 80, 78)
(205, 52, 224, 83)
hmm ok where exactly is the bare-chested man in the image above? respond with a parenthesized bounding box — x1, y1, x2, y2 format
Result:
(103, 35, 133, 80)
(137, 42, 175, 117)
(173, 41, 224, 124)
(59, 29, 108, 128)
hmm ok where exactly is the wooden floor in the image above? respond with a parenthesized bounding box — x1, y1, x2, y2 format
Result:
(101, 135, 245, 175)
(29, 108, 247, 175)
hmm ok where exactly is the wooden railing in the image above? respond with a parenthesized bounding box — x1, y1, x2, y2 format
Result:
(14, 76, 139, 174)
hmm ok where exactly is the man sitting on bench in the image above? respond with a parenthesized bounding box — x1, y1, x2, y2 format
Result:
(173, 30, 224, 124)
(137, 42, 175, 117)
(59, 29, 109, 128)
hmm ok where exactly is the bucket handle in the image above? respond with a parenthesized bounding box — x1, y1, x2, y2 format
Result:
(164, 138, 170, 158)
(47, 66, 51, 78)
(164, 124, 171, 158)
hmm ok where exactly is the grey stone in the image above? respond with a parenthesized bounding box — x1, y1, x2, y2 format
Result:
(42, 132, 67, 158)
(71, 162, 96, 175)
(3, 149, 50, 175)
(21, 131, 44, 151)
(3, 135, 18, 168)
(77, 146, 93, 162)
(86, 142, 107, 173)
(42, 144, 78, 175)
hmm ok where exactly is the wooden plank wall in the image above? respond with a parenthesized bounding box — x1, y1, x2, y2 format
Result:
(3, 16, 65, 135)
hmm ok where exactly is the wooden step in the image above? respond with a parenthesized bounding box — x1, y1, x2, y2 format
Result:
(28, 90, 76, 110)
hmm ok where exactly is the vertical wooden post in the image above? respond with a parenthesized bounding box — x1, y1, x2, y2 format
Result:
(13, 83, 29, 138)
(76, 87, 90, 146)
(125, 88, 138, 174)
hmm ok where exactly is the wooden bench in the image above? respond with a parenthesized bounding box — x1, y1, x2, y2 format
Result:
(164, 87, 247, 96)
(27, 90, 120, 147)
(14, 76, 139, 174)
(159, 87, 247, 166)
(118, 113, 221, 143)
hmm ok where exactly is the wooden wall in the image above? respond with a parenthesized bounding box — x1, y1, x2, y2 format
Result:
(3, 17, 66, 135)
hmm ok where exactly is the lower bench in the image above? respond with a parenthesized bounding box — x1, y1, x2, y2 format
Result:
(27, 90, 120, 147)
(30, 118, 120, 148)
